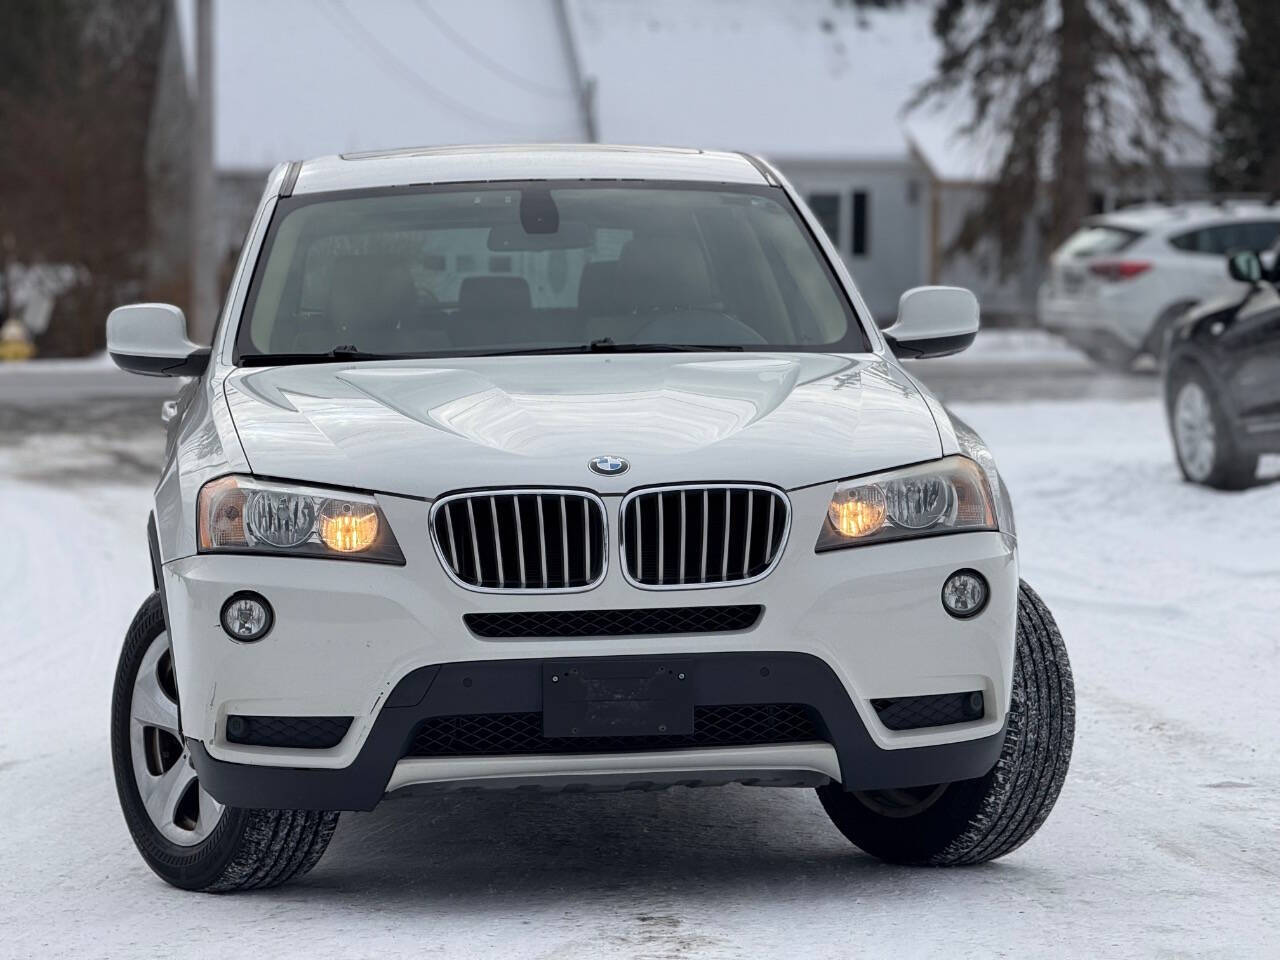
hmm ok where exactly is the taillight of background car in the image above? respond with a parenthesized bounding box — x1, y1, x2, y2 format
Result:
(1087, 260, 1153, 282)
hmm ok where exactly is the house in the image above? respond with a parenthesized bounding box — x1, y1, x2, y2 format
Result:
(150, 0, 1221, 326)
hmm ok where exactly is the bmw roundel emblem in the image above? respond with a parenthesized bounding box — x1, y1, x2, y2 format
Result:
(589, 455, 629, 476)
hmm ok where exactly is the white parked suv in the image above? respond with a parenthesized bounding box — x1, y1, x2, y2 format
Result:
(1038, 201, 1280, 367)
(107, 145, 1074, 891)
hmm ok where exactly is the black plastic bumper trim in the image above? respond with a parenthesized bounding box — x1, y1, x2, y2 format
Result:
(188, 652, 1006, 811)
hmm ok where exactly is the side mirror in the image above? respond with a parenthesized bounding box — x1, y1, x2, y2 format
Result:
(1227, 250, 1263, 285)
(107, 303, 210, 377)
(883, 286, 980, 359)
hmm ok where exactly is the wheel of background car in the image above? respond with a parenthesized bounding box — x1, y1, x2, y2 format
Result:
(816, 581, 1075, 865)
(111, 593, 342, 891)
(1166, 363, 1258, 490)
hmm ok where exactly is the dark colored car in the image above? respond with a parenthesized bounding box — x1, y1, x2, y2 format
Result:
(1164, 247, 1280, 489)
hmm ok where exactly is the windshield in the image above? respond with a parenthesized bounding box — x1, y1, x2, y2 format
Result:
(235, 181, 869, 361)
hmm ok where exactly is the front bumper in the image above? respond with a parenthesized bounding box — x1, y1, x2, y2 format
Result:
(163, 486, 1018, 806)
(188, 652, 1005, 809)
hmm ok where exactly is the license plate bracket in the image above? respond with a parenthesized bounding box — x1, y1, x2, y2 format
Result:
(542, 659, 694, 738)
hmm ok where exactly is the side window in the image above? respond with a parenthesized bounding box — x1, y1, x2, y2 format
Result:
(1240, 221, 1280, 251)
(1169, 228, 1210, 254)
(1172, 221, 1280, 256)
(808, 193, 841, 248)
(850, 190, 869, 256)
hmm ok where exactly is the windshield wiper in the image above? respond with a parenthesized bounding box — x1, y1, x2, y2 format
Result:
(481, 338, 745, 357)
(239, 345, 398, 366)
(241, 340, 748, 364)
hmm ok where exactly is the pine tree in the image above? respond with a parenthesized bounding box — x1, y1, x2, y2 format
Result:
(1210, 0, 1280, 194)
(904, 0, 1225, 272)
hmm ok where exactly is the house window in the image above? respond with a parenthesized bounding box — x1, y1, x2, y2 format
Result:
(851, 190, 869, 256)
(808, 193, 841, 248)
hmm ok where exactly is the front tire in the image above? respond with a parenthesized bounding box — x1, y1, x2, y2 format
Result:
(817, 581, 1074, 865)
(1167, 362, 1257, 490)
(111, 594, 340, 891)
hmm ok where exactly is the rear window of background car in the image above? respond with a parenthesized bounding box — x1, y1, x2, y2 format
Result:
(1056, 225, 1143, 258)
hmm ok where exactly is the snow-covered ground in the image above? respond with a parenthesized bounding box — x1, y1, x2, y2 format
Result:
(2, 391, 1278, 958)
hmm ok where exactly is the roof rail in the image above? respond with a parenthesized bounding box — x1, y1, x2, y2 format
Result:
(737, 152, 778, 186)
(279, 161, 302, 198)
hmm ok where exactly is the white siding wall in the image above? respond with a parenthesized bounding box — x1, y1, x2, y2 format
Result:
(779, 159, 930, 326)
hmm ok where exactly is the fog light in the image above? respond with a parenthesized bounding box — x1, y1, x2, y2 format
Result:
(220, 592, 273, 642)
(942, 570, 988, 619)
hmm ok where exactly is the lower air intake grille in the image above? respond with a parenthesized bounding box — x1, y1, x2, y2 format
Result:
(407, 703, 820, 757)
(873, 692, 985, 731)
(432, 490, 606, 591)
(225, 715, 352, 749)
(621, 485, 790, 588)
(464, 605, 762, 638)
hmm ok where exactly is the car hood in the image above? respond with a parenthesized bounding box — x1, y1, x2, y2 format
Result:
(222, 353, 943, 497)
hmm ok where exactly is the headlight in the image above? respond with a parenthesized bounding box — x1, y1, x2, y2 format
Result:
(949, 413, 1016, 538)
(816, 456, 996, 551)
(197, 476, 404, 563)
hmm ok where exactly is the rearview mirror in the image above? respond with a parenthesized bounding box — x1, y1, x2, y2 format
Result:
(1227, 249, 1263, 285)
(107, 303, 210, 377)
(883, 286, 980, 359)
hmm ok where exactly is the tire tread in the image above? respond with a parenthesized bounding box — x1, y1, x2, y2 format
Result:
(112, 593, 340, 893)
(817, 580, 1075, 866)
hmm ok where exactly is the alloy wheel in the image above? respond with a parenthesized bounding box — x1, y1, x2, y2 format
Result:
(1174, 381, 1216, 482)
(128, 630, 224, 846)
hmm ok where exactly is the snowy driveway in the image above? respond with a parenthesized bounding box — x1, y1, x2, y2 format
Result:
(1, 352, 1277, 957)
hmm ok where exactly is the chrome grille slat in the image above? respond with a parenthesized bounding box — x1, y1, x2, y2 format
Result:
(636, 494, 643, 582)
(489, 496, 505, 588)
(432, 490, 606, 593)
(765, 496, 777, 563)
(678, 490, 687, 583)
(721, 489, 731, 582)
(622, 484, 790, 590)
(514, 495, 527, 587)
(559, 495, 570, 589)
(700, 489, 709, 583)
(466, 499, 482, 584)
(657, 493, 665, 584)
(536, 496, 548, 588)
(443, 503, 459, 572)
(582, 498, 590, 585)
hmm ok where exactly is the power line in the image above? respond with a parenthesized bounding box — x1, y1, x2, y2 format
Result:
(319, 0, 545, 135)
(411, 0, 576, 99)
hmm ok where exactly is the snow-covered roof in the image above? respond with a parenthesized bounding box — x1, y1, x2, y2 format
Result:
(177, 0, 1229, 182)
(568, 0, 938, 161)
(175, 0, 587, 171)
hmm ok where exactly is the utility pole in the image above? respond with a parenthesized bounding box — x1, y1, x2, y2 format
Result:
(553, 0, 596, 142)
(190, 0, 217, 343)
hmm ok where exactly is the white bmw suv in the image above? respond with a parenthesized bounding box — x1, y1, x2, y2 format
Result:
(1038, 201, 1280, 367)
(107, 145, 1074, 891)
